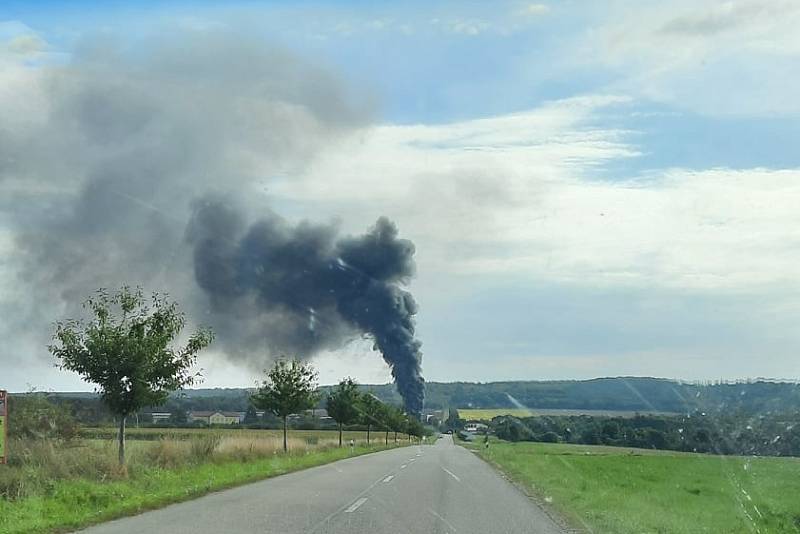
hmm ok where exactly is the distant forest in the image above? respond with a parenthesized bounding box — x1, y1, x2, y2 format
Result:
(489, 412, 800, 457)
(23, 377, 800, 426)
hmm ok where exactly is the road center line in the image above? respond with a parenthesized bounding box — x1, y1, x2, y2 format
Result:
(382, 475, 394, 483)
(441, 467, 461, 482)
(308, 468, 393, 532)
(344, 497, 368, 513)
(428, 508, 458, 532)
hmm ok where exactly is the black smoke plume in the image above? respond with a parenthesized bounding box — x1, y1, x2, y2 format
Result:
(187, 198, 425, 415)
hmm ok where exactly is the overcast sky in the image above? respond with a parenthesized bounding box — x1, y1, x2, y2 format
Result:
(2, 1, 800, 392)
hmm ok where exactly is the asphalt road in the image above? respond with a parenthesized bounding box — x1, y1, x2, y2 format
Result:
(79, 435, 565, 534)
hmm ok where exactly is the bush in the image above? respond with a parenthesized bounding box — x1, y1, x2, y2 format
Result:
(8, 394, 79, 441)
(538, 431, 560, 443)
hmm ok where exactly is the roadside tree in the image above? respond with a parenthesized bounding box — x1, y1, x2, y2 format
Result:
(405, 416, 425, 442)
(326, 378, 361, 447)
(445, 407, 464, 432)
(384, 405, 406, 444)
(49, 287, 214, 466)
(251, 359, 320, 452)
(358, 393, 384, 445)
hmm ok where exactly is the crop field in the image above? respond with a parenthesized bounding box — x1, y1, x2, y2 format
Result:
(458, 408, 678, 420)
(467, 440, 800, 533)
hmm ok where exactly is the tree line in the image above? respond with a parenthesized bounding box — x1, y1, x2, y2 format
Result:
(489, 412, 800, 457)
(45, 286, 424, 465)
(251, 360, 425, 452)
(422, 378, 800, 414)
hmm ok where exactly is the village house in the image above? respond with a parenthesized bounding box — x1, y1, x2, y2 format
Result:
(189, 411, 244, 425)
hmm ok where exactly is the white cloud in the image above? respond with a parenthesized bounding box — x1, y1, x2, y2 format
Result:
(578, 0, 800, 116)
(269, 95, 800, 293)
(520, 4, 549, 16)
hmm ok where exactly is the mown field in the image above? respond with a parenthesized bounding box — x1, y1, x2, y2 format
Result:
(467, 440, 800, 533)
(459, 408, 678, 420)
(0, 428, 414, 534)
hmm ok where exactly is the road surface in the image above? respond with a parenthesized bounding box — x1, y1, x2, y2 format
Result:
(79, 435, 565, 534)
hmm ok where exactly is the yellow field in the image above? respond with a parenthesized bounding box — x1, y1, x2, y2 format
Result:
(459, 409, 533, 420)
(459, 408, 677, 420)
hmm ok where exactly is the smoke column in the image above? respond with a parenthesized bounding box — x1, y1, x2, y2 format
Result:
(0, 28, 425, 408)
(187, 198, 425, 415)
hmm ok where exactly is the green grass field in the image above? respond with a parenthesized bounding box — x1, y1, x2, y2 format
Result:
(467, 440, 800, 533)
(458, 408, 678, 420)
(0, 428, 414, 534)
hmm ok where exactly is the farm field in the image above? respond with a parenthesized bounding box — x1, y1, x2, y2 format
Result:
(0, 428, 414, 534)
(458, 408, 679, 420)
(466, 440, 800, 533)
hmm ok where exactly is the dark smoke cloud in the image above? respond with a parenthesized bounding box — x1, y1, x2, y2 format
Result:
(0, 29, 427, 398)
(187, 197, 425, 414)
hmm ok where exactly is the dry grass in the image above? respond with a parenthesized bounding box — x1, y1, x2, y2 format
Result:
(0, 439, 126, 500)
(1, 438, 413, 534)
(0, 430, 400, 502)
(81, 427, 408, 444)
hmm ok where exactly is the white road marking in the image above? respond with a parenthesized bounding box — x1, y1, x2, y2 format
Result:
(308, 471, 392, 532)
(408, 458, 416, 462)
(441, 467, 461, 482)
(400, 464, 407, 469)
(428, 508, 458, 532)
(382, 475, 394, 483)
(344, 497, 368, 513)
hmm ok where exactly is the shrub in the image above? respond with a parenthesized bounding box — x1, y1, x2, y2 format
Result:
(538, 431, 560, 443)
(8, 394, 79, 441)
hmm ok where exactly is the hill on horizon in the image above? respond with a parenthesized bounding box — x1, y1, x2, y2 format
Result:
(27, 376, 800, 416)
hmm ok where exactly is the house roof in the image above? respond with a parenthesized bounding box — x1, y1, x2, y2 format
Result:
(190, 411, 243, 418)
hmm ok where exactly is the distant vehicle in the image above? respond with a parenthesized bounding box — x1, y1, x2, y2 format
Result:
(465, 423, 488, 433)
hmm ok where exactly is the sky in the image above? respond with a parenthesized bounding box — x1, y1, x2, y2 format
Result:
(1, 0, 800, 392)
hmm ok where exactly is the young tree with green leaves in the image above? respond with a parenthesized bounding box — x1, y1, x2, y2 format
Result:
(243, 405, 259, 426)
(377, 402, 392, 445)
(406, 416, 425, 442)
(326, 377, 361, 447)
(358, 393, 383, 445)
(251, 359, 320, 452)
(49, 287, 214, 466)
(385, 405, 406, 444)
(445, 407, 464, 432)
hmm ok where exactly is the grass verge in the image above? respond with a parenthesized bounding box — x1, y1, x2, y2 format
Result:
(0, 442, 407, 534)
(465, 440, 800, 533)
